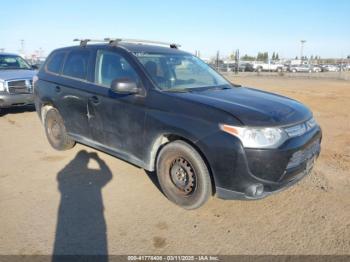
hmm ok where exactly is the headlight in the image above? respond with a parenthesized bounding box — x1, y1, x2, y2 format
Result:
(220, 124, 287, 148)
(0, 81, 5, 92)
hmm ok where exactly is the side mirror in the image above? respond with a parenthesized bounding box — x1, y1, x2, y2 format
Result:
(31, 64, 39, 70)
(110, 78, 139, 95)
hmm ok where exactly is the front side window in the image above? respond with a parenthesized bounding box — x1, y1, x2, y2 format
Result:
(0, 54, 31, 70)
(95, 50, 139, 87)
(46, 52, 65, 74)
(62, 50, 90, 80)
(134, 53, 230, 91)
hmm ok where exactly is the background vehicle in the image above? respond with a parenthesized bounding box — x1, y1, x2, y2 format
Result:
(34, 39, 321, 209)
(312, 65, 322, 72)
(0, 53, 37, 113)
(238, 62, 254, 72)
(220, 62, 254, 72)
(289, 64, 314, 73)
(253, 61, 284, 72)
(321, 64, 340, 72)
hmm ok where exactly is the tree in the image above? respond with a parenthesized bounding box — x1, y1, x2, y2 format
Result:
(272, 52, 276, 60)
(347, 55, 350, 59)
(241, 54, 255, 61)
(275, 53, 279, 60)
(295, 56, 298, 60)
(263, 52, 269, 62)
(256, 52, 269, 62)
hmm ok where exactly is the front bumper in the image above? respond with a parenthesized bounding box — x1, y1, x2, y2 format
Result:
(0, 93, 34, 108)
(196, 125, 322, 200)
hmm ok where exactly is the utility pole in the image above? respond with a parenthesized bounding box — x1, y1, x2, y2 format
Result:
(19, 39, 25, 56)
(300, 40, 306, 63)
(216, 51, 220, 71)
(235, 49, 240, 74)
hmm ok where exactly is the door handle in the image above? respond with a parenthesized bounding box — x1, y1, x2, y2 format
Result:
(55, 86, 61, 93)
(89, 96, 99, 104)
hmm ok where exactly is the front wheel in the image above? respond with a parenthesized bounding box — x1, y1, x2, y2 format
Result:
(44, 108, 75, 151)
(156, 141, 212, 209)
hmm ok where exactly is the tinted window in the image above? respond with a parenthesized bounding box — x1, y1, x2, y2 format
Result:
(46, 52, 65, 74)
(95, 50, 139, 87)
(62, 50, 90, 80)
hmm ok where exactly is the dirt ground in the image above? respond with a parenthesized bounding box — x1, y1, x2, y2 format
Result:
(0, 76, 349, 255)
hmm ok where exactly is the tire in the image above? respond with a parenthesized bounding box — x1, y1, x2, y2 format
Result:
(156, 140, 212, 209)
(277, 67, 282, 73)
(292, 69, 297, 73)
(257, 67, 262, 72)
(44, 107, 75, 151)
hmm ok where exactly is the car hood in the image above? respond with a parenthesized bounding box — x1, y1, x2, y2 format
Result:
(172, 87, 312, 126)
(0, 69, 36, 81)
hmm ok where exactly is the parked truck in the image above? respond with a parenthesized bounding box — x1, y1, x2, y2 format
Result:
(253, 61, 284, 72)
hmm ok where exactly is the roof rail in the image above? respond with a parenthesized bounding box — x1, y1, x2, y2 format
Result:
(73, 38, 181, 49)
(73, 39, 107, 47)
(105, 38, 181, 49)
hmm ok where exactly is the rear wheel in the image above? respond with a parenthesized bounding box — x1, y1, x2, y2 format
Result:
(156, 141, 212, 209)
(44, 108, 75, 150)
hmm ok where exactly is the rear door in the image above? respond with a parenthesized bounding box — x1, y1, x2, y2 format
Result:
(56, 49, 93, 140)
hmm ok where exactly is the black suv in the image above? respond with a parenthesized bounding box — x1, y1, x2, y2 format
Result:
(34, 39, 322, 209)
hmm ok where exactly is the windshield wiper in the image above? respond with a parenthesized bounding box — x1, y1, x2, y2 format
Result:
(163, 88, 192, 93)
(193, 85, 233, 92)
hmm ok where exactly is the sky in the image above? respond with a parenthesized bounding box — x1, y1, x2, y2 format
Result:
(0, 0, 349, 59)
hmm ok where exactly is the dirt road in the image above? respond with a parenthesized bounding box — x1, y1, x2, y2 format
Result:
(0, 77, 349, 255)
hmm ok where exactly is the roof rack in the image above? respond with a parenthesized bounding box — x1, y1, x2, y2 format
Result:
(73, 39, 106, 47)
(73, 38, 181, 49)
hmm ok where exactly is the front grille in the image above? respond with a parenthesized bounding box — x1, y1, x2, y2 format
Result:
(284, 117, 317, 138)
(286, 140, 320, 169)
(7, 80, 32, 94)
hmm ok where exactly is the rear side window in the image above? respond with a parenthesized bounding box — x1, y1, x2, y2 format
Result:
(62, 50, 90, 80)
(46, 52, 65, 74)
(95, 50, 139, 87)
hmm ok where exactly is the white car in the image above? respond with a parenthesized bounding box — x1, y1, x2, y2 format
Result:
(322, 65, 340, 72)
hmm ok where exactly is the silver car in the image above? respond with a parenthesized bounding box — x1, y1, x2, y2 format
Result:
(0, 53, 37, 113)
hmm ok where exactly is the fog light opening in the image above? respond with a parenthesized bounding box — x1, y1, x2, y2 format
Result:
(245, 183, 264, 197)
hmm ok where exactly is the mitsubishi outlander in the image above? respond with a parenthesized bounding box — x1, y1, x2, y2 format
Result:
(34, 39, 322, 209)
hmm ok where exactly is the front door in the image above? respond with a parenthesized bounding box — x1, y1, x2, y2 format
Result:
(87, 49, 146, 162)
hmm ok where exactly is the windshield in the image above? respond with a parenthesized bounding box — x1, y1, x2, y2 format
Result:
(134, 53, 230, 91)
(0, 54, 31, 70)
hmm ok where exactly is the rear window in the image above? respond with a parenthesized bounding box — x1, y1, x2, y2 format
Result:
(46, 52, 65, 74)
(62, 50, 90, 80)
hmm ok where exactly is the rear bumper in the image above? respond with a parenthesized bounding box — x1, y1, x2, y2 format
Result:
(0, 93, 34, 108)
(196, 126, 322, 200)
